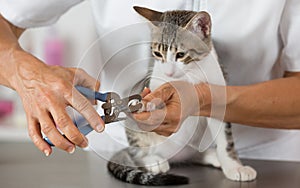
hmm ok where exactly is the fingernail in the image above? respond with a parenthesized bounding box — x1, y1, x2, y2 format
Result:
(147, 102, 156, 111)
(67, 146, 75, 154)
(44, 150, 50, 157)
(96, 125, 104, 132)
(81, 137, 89, 148)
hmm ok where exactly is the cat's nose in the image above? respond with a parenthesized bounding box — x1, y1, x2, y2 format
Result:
(165, 72, 174, 77)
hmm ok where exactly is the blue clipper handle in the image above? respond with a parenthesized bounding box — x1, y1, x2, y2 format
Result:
(44, 123, 94, 147)
(44, 116, 105, 147)
(75, 86, 108, 102)
(43, 86, 107, 147)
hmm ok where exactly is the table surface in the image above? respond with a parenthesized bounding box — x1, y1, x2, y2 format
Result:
(0, 142, 299, 188)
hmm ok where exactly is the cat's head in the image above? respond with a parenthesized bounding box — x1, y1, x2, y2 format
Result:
(134, 6, 212, 79)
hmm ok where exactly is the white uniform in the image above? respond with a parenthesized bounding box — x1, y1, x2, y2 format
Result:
(1, 0, 300, 161)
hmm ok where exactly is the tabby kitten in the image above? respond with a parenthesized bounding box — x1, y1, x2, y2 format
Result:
(107, 6, 257, 185)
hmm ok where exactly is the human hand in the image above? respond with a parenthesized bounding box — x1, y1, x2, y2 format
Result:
(9, 50, 103, 156)
(134, 81, 210, 136)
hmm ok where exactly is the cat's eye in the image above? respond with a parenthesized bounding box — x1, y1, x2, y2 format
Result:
(176, 52, 186, 59)
(153, 51, 163, 58)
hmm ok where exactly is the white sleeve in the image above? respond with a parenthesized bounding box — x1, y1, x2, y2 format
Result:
(0, 0, 83, 28)
(280, 0, 300, 72)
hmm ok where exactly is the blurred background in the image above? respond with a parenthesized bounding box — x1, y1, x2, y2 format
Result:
(0, 1, 98, 142)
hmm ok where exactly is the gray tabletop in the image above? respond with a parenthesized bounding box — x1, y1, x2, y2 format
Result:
(0, 142, 299, 188)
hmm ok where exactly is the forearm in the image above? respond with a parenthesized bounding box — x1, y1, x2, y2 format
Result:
(199, 75, 300, 129)
(0, 14, 25, 88)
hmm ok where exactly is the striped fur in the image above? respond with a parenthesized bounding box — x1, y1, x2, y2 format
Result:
(107, 6, 257, 185)
(107, 147, 189, 186)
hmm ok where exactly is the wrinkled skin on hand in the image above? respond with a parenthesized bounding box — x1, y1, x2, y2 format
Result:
(10, 50, 103, 156)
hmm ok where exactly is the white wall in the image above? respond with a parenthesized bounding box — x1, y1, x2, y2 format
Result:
(19, 0, 99, 77)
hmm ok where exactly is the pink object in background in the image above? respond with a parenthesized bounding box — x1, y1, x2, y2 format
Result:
(44, 28, 64, 66)
(0, 100, 13, 118)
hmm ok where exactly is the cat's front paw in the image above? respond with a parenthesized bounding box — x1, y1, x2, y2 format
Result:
(142, 155, 170, 174)
(224, 166, 257, 181)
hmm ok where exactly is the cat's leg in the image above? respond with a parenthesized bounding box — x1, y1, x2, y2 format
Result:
(131, 135, 170, 174)
(207, 118, 257, 181)
(125, 119, 170, 174)
(168, 116, 221, 168)
(180, 117, 221, 168)
(190, 147, 221, 168)
(136, 154, 170, 174)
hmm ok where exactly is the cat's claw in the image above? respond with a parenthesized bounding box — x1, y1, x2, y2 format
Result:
(224, 166, 257, 181)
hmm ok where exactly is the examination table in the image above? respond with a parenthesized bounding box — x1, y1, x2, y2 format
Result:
(0, 142, 299, 188)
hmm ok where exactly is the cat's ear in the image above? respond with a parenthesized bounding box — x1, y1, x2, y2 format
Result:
(133, 6, 162, 26)
(184, 11, 211, 39)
